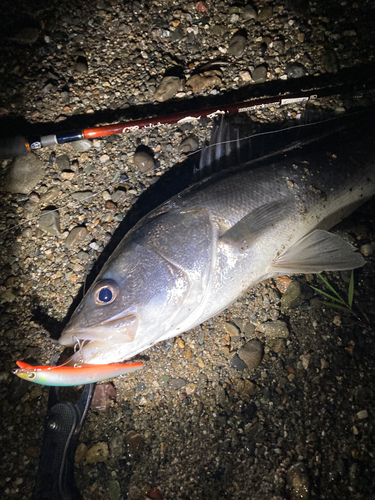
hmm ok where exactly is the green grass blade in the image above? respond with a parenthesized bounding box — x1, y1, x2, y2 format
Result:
(318, 274, 347, 305)
(321, 301, 353, 314)
(310, 285, 347, 305)
(348, 271, 354, 308)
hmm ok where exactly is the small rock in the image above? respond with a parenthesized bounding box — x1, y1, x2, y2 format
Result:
(109, 431, 125, 459)
(360, 242, 375, 256)
(179, 136, 199, 153)
(237, 340, 263, 370)
(243, 322, 256, 338)
(187, 71, 222, 93)
(287, 462, 310, 500)
(56, 155, 70, 170)
(154, 76, 184, 102)
(71, 139, 92, 151)
(275, 275, 292, 293)
(86, 442, 109, 464)
(215, 385, 226, 406)
(252, 65, 267, 83)
(280, 281, 302, 313)
(321, 48, 339, 74)
(65, 227, 89, 248)
(257, 6, 273, 22)
(297, 33, 305, 43)
(105, 200, 117, 211)
(133, 150, 155, 173)
(170, 378, 187, 390)
(75, 443, 88, 462)
(102, 190, 112, 201)
(108, 480, 121, 500)
(126, 432, 145, 455)
(223, 322, 240, 337)
(38, 210, 61, 236)
(242, 5, 257, 20)
(356, 409, 368, 420)
(2, 154, 45, 194)
(285, 62, 307, 79)
(231, 353, 247, 371)
(273, 39, 285, 54)
(40, 186, 60, 203)
(300, 354, 311, 370)
(112, 189, 127, 204)
(228, 33, 247, 57)
(71, 191, 94, 202)
(257, 320, 289, 339)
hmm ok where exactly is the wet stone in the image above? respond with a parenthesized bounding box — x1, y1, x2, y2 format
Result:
(252, 65, 267, 83)
(2, 154, 45, 194)
(287, 462, 310, 500)
(281, 281, 302, 313)
(91, 383, 116, 413)
(170, 378, 187, 390)
(126, 432, 145, 455)
(86, 442, 109, 464)
(71, 139, 92, 152)
(108, 480, 121, 500)
(187, 71, 222, 93)
(257, 6, 273, 22)
(228, 33, 247, 57)
(75, 55, 88, 72)
(237, 340, 263, 370)
(154, 76, 184, 102)
(257, 320, 289, 339)
(286, 62, 307, 79)
(40, 186, 60, 204)
(242, 5, 257, 20)
(179, 136, 199, 153)
(71, 191, 94, 202)
(38, 210, 61, 236)
(65, 227, 89, 249)
(56, 155, 70, 170)
(133, 150, 155, 173)
(111, 190, 127, 204)
(231, 353, 248, 371)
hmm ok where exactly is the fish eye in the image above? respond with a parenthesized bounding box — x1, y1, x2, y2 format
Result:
(27, 372, 36, 379)
(93, 279, 119, 305)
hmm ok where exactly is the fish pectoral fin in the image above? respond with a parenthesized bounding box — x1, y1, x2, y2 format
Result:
(271, 229, 365, 275)
(220, 199, 290, 252)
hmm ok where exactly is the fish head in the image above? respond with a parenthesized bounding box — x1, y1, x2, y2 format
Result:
(58, 241, 190, 363)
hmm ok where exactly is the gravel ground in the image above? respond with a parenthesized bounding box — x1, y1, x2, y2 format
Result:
(1, 1, 375, 499)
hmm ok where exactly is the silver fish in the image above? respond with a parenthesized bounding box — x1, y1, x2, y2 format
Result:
(59, 111, 375, 364)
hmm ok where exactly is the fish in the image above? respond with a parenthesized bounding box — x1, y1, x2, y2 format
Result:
(58, 108, 375, 364)
(12, 360, 143, 386)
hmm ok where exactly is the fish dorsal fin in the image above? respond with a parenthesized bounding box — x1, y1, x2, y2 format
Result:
(220, 199, 290, 252)
(271, 229, 365, 275)
(194, 117, 241, 181)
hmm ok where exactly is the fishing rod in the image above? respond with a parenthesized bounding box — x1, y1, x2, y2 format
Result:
(1, 75, 374, 158)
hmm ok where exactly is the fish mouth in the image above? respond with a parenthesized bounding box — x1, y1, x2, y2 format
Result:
(59, 313, 139, 346)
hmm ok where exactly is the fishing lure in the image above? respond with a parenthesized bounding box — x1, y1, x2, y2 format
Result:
(12, 360, 143, 386)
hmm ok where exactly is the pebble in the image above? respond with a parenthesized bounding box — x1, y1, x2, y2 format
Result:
(187, 71, 222, 93)
(102, 190, 112, 201)
(71, 139, 92, 152)
(231, 353, 247, 371)
(227, 33, 247, 57)
(56, 155, 70, 170)
(360, 242, 375, 256)
(40, 186, 60, 204)
(133, 150, 155, 173)
(2, 154, 45, 194)
(300, 354, 311, 370)
(169, 378, 187, 390)
(257, 6, 273, 22)
(91, 383, 116, 413)
(108, 480, 121, 500)
(287, 462, 310, 500)
(285, 62, 307, 79)
(126, 432, 145, 455)
(237, 340, 263, 370)
(154, 76, 184, 102)
(111, 190, 127, 204)
(109, 431, 125, 459)
(242, 5, 257, 21)
(71, 191, 94, 202)
(215, 385, 226, 406)
(86, 442, 109, 464)
(65, 227, 89, 248)
(179, 136, 199, 153)
(356, 409, 368, 420)
(38, 210, 61, 236)
(223, 322, 240, 337)
(280, 280, 302, 313)
(75, 443, 88, 462)
(257, 320, 289, 339)
(252, 65, 267, 83)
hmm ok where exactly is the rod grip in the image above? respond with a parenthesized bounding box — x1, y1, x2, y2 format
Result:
(0, 135, 29, 158)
